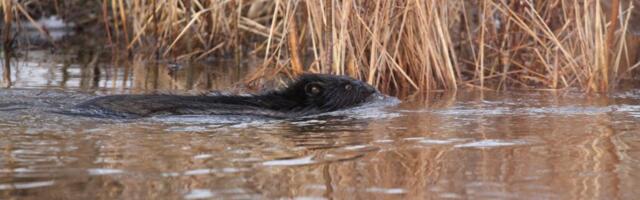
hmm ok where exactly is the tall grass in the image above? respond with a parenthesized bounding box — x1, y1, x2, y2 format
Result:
(2, 0, 638, 95)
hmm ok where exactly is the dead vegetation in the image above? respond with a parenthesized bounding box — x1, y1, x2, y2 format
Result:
(2, 0, 639, 95)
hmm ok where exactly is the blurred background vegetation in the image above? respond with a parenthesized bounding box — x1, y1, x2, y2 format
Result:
(1, 0, 639, 96)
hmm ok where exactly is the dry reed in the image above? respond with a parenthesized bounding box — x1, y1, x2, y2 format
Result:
(2, 0, 638, 95)
(2, 0, 13, 88)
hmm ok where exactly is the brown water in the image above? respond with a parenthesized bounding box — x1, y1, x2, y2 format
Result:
(1, 52, 640, 199)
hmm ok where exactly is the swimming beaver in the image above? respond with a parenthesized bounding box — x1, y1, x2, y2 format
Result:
(69, 74, 378, 118)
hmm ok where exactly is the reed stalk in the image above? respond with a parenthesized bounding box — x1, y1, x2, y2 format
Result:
(2, 0, 12, 88)
(4, 0, 638, 95)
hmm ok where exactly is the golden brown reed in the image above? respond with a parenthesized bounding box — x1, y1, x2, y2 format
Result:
(2, 0, 638, 95)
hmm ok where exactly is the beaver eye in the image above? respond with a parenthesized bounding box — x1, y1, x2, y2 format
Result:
(344, 84, 353, 91)
(305, 82, 324, 96)
(310, 86, 321, 95)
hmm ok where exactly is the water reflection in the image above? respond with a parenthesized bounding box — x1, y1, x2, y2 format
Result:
(1, 54, 640, 199)
(2, 57, 9, 88)
(6, 50, 253, 93)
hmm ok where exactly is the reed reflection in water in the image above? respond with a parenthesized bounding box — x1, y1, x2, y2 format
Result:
(1, 84, 640, 199)
(5, 50, 255, 93)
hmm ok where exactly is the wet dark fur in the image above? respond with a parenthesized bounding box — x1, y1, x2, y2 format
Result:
(69, 74, 378, 118)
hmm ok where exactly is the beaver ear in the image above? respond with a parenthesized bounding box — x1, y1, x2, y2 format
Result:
(304, 82, 324, 97)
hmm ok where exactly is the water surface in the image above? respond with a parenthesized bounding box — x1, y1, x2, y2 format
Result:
(1, 54, 640, 199)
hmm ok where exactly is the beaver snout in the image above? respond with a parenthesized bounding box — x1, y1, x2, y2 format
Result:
(358, 82, 377, 96)
(365, 84, 377, 95)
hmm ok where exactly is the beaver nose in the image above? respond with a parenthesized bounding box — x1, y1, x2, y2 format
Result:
(352, 80, 377, 95)
(367, 85, 376, 94)
(361, 83, 377, 94)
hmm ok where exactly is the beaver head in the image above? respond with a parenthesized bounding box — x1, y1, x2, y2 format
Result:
(265, 74, 378, 113)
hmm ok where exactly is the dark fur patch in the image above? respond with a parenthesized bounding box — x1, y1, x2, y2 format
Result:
(68, 74, 378, 118)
